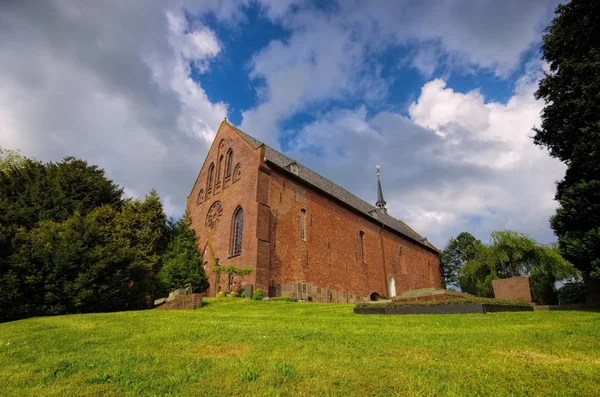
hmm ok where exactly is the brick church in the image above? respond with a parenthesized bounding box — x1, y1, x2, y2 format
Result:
(187, 121, 442, 302)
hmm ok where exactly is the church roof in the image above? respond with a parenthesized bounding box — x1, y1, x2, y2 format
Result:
(227, 122, 438, 252)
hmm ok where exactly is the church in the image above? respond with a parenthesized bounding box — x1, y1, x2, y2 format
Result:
(187, 121, 442, 303)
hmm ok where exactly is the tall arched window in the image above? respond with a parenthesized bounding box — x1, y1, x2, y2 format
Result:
(359, 231, 365, 262)
(217, 155, 224, 183)
(207, 163, 215, 191)
(300, 209, 306, 241)
(231, 207, 244, 256)
(225, 149, 233, 178)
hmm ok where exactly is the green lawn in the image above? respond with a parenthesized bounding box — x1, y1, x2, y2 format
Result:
(0, 299, 599, 396)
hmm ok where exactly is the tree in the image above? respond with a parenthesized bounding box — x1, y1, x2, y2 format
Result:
(459, 231, 579, 303)
(0, 147, 26, 171)
(439, 232, 482, 289)
(158, 212, 208, 294)
(0, 154, 173, 322)
(533, 0, 600, 300)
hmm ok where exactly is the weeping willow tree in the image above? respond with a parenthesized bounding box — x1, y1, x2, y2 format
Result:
(459, 231, 579, 304)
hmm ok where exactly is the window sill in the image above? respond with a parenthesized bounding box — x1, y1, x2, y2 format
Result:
(228, 253, 241, 259)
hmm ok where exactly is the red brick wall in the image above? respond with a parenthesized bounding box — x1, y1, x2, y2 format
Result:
(186, 122, 262, 296)
(264, 167, 441, 299)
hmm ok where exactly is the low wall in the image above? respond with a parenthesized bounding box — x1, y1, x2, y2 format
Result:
(269, 282, 365, 303)
(354, 304, 533, 315)
(535, 303, 600, 311)
(492, 276, 532, 302)
(156, 293, 203, 310)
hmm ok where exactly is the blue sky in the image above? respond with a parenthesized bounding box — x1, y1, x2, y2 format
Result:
(0, 0, 565, 247)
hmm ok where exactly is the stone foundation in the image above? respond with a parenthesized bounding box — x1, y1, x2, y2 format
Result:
(269, 282, 366, 303)
(156, 293, 203, 310)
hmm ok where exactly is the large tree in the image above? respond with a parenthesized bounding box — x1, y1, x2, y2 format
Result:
(534, 0, 600, 300)
(459, 231, 579, 304)
(0, 156, 172, 322)
(439, 232, 482, 289)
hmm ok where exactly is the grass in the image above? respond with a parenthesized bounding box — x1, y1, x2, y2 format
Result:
(0, 299, 598, 396)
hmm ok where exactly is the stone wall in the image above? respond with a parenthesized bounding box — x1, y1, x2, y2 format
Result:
(269, 282, 366, 303)
(492, 276, 532, 302)
(156, 294, 203, 310)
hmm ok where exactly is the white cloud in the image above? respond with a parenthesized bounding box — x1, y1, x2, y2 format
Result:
(282, 61, 564, 247)
(0, 1, 231, 215)
(240, 0, 560, 146)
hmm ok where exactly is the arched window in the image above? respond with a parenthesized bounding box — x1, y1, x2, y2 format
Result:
(217, 155, 224, 183)
(207, 163, 215, 191)
(359, 231, 365, 262)
(197, 189, 204, 205)
(232, 163, 241, 183)
(225, 149, 233, 178)
(300, 209, 306, 241)
(231, 207, 244, 256)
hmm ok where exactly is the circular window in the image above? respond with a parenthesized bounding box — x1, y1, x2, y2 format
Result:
(206, 201, 223, 229)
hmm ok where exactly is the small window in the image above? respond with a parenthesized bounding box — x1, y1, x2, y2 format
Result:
(197, 189, 204, 205)
(207, 163, 215, 191)
(231, 207, 244, 256)
(300, 209, 306, 241)
(359, 231, 365, 263)
(225, 149, 233, 178)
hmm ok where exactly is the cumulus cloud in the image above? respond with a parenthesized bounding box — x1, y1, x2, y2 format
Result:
(240, 0, 560, 144)
(283, 61, 564, 247)
(0, 0, 564, 247)
(0, 0, 230, 214)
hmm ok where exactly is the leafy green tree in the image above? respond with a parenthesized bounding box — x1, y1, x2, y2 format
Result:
(0, 147, 26, 171)
(533, 0, 600, 300)
(459, 231, 579, 303)
(158, 212, 208, 293)
(439, 232, 482, 289)
(0, 154, 173, 321)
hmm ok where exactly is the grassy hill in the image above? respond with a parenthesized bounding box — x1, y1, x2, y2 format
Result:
(0, 299, 599, 396)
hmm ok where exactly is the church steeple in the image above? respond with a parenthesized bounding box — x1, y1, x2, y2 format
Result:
(376, 165, 387, 213)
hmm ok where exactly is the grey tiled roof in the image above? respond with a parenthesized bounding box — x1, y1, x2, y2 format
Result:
(229, 123, 437, 252)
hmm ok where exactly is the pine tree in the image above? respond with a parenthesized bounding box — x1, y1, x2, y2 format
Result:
(158, 212, 208, 294)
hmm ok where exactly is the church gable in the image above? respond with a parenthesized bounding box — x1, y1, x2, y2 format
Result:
(188, 121, 260, 206)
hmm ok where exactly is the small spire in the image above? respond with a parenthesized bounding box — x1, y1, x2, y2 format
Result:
(376, 165, 387, 212)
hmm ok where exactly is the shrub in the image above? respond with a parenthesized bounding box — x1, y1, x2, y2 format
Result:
(558, 282, 586, 304)
(237, 288, 245, 298)
(227, 292, 237, 298)
(252, 288, 264, 300)
(217, 291, 225, 298)
(269, 297, 293, 302)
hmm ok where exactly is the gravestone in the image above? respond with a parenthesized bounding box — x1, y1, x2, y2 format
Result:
(492, 276, 532, 302)
(244, 284, 253, 299)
